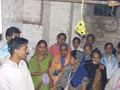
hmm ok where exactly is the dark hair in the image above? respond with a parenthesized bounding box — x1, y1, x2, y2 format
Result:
(72, 37, 81, 44)
(5, 27, 21, 39)
(90, 49, 102, 59)
(57, 33, 67, 40)
(60, 43, 68, 51)
(86, 34, 95, 40)
(112, 48, 117, 56)
(84, 43, 92, 50)
(71, 50, 81, 60)
(118, 42, 120, 48)
(8, 37, 28, 55)
(37, 40, 47, 47)
(104, 42, 113, 49)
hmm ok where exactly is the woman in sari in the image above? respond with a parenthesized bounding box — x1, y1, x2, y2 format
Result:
(86, 34, 97, 50)
(55, 44, 92, 90)
(55, 49, 86, 90)
(69, 44, 91, 90)
(85, 49, 107, 90)
(49, 43, 70, 89)
(101, 42, 118, 81)
(28, 40, 52, 90)
(105, 68, 120, 90)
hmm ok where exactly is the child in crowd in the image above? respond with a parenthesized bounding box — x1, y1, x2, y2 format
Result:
(83, 44, 92, 61)
(86, 34, 97, 50)
(71, 37, 83, 52)
(85, 49, 107, 90)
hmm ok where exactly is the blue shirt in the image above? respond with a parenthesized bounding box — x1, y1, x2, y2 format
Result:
(61, 56, 65, 67)
(0, 44, 9, 57)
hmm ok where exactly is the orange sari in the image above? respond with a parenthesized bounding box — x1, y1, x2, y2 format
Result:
(49, 48, 70, 86)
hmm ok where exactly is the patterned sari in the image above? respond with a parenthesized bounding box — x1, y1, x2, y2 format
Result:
(49, 52, 70, 86)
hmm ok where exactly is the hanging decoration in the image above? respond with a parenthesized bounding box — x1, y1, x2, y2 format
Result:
(75, 0, 86, 37)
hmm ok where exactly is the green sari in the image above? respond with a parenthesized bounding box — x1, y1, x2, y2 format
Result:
(28, 54, 52, 90)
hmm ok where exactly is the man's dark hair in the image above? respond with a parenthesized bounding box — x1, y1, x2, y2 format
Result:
(72, 37, 81, 44)
(5, 27, 21, 39)
(57, 33, 67, 40)
(8, 37, 28, 55)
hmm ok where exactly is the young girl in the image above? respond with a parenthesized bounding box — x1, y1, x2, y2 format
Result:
(28, 40, 52, 90)
(83, 44, 92, 61)
(85, 49, 107, 90)
(86, 34, 97, 50)
(71, 37, 83, 52)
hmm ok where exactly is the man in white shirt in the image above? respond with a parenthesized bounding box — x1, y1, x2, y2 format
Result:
(0, 37, 34, 90)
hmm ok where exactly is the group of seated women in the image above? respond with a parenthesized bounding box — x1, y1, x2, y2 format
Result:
(28, 33, 119, 90)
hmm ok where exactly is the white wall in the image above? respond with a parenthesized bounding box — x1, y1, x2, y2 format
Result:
(0, 0, 23, 49)
(49, 2, 71, 47)
(1, 0, 120, 59)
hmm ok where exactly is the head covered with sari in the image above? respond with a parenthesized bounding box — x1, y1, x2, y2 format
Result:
(49, 43, 71, 85)
(70, 52, 88, 88)
(32, 40, 48, 58)
(86, 34, 97, 50)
